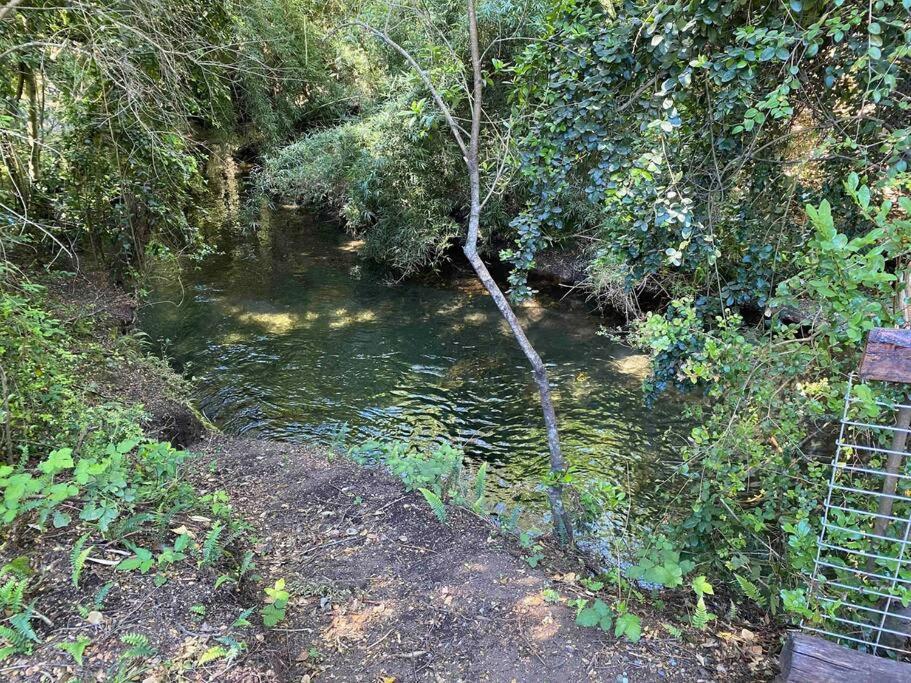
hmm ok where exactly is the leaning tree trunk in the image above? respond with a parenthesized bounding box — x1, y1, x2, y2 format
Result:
(356, 2, 575, 543)
(463, 0, 572, 543)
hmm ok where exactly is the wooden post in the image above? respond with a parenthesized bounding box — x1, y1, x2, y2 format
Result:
(779, 632, 911, 682)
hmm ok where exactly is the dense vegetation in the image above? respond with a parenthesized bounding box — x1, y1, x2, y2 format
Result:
(2, 0, 911, 667)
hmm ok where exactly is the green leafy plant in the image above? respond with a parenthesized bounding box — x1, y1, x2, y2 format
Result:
(575, 598, 612, 632)
(201, 522, 225, 567)
(233, 607, 255, 629)
(614, 611, 642, 643)
(262, 579, 291, 628)
(0, 578, 40, 659)
(55, 635, 92, 666)
(691, 576, 717, 630)
(418, 487, 447, 522)
(626, 543, 695, 589)
(119, 632, 155, 661)
(116, 546, 154, 574)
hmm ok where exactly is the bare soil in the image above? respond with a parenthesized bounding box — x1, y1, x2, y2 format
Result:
(192, 434, 776, 682)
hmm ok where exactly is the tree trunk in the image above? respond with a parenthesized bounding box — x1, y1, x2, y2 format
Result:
(463, 0, 572, 543)
(356, 3, 575, 544)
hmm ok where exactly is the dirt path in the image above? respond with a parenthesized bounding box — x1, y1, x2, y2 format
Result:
(196, 434, 768, 682)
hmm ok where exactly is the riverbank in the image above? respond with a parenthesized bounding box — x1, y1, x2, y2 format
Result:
(2, 272, 776, 681)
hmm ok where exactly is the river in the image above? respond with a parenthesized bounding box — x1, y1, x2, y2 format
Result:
(140, 207, 688, 522)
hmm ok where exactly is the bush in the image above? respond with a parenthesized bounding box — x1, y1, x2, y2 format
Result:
(257, 96, 467, 275)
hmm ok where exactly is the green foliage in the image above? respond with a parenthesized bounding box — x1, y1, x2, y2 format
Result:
(632, 175, 911, 616)
(575, 598, 612, 632)
(257, 98, 465, 276)
(201, 522, 225, 567)
(507, 0, 910, 301)
(691, 576, 717, 630)
(418, 487, 447, 522)
(232, 607, 255, 629)
(70, 534, 93, 587)
(261, 578, 291, 628)
(626, 543, 695, 589)
(119, 632, 155, 660)
(55, 635, 92, 666)
(0, 578, 39, 660)
(614, 612, 642, 643)
(349, 441, 487, 511)
(116, 546, 155, 574)
(575, 597, 642, 643)
(734, 574, 767, 608)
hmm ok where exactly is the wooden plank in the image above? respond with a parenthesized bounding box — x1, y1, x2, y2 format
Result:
(778, 632, 911, 682)
(860, 328, 911, 383)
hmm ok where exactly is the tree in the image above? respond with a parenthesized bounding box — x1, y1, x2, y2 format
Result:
(356, 1, 574, 543)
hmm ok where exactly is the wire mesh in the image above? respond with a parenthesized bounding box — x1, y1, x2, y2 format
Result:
(807, 375, 911, 658)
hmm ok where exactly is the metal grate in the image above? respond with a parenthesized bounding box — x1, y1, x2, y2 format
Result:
(807, 375, 911, 657)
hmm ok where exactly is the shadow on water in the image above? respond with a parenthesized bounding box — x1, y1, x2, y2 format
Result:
(140, 208, 689, 519)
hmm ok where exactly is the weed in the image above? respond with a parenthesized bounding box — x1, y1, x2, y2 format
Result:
(262, 578, 291, 627)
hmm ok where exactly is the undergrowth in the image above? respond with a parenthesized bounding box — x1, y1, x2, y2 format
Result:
(0, 272, 262, 672)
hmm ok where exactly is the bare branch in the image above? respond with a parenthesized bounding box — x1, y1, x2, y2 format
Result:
(354, 20, 469, 158)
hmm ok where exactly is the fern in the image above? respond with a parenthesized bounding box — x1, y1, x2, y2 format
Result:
(198, 645, 230, 665)
(109, 512, 157, 539)
(418, 488, 447, 522)
(9, 611, 38, 644)
(120, 632, 155, 660)
(93, 581, 114, 609)
(734, 574, 767, 607)
(71, 533, 94, 587)
(662, 622, 683, 638)
(692, 597, 716, 630)
(0, 624, 30, 659)
(504, 504, 523, 532)
(55, 635, 91, 666)
(0, 577, 26, 611)
(201, 522, 224, 566)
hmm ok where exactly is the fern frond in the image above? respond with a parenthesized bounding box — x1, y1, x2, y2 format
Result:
(201, 522, 224, 566)
(734, 574, 767, 607)
(120, 632, 154, 659)
(71, 533, 94, 587)
(0, 624, 27, 648)
(0, 578, 26, 611)
(93, 581, 114, 608)
(692, 597, 715, 630)
(505, 504, 523, 532)
(9, 611, 38, 644)
(418, 488, 447, 522)
(110, 512, 157, 538)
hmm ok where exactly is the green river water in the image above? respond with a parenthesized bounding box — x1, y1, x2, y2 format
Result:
(140, 208, 687, 518)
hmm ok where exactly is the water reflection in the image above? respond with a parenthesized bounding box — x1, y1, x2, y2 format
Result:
(141, 209, 688, 517)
